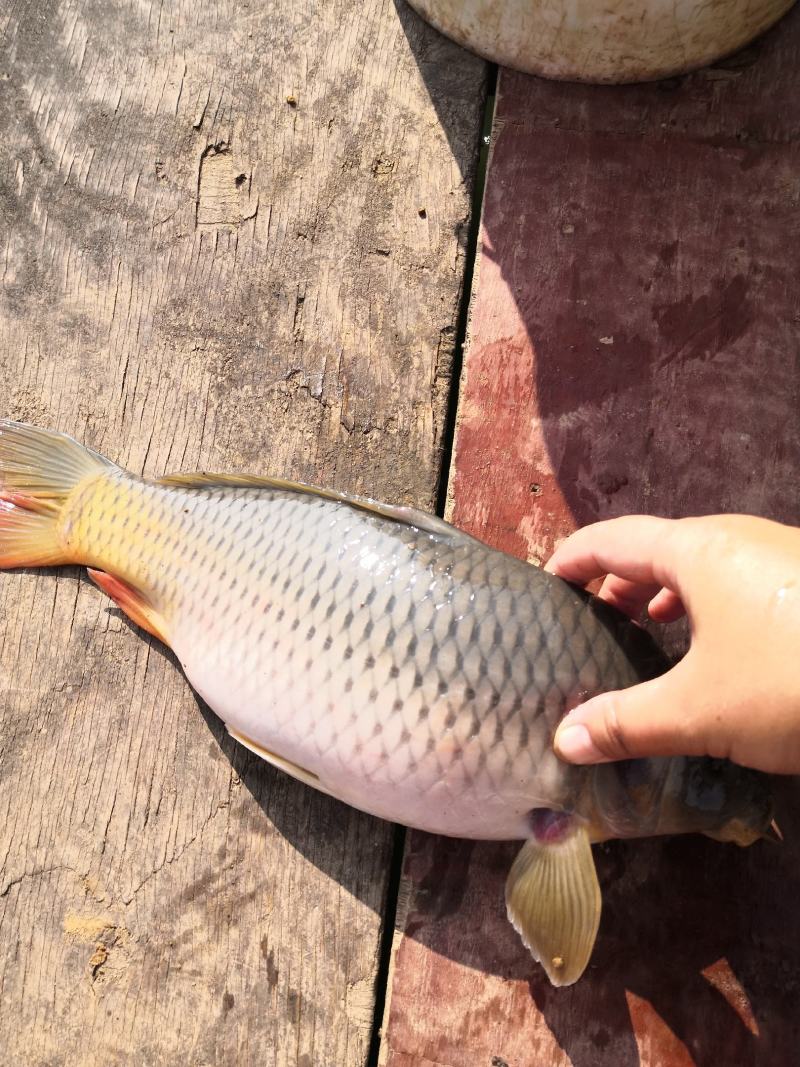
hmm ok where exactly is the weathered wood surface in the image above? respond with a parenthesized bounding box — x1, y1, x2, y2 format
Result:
(0, 2, 484, 1063)
(381, 9, 800, 1067)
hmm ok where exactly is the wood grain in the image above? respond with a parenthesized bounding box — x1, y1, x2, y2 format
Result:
(382, 9, 800, 1067)
(0, 2, 485, 1063)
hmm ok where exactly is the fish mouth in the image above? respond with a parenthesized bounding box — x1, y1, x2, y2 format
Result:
(688, 759, 775, 847)
(703, 817, 771, 847)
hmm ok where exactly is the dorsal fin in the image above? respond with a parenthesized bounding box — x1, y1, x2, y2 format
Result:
(154, 471, 473, 542)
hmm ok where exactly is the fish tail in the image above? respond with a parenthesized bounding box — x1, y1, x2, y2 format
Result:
(0, 420, 117, 568)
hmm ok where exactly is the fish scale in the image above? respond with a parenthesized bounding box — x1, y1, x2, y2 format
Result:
(61, 471, 644, 836)
(0, 420, 773, 987)
(114, 483, 643, 832)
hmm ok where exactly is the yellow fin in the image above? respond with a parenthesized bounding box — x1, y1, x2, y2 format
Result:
(0, 420, 115, 511)
(0, 420, 116, 567)
(226, 725, 337, 798)
(88, 569, 170, 646)
(506, 819, 601, 987)
(0, 503, 68, 568)
(155, 471, 473, 542)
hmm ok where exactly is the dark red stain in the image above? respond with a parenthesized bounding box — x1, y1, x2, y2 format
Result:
(659, 241, 679, 268)
(654, 275, 753, 367)
(416, 838, 476, 921)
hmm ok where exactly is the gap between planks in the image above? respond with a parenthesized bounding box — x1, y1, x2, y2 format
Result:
(368, 63, 500, 1067)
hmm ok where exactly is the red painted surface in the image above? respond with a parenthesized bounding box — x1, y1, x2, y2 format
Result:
(383, 9, 800, 1066)
(449, 65, 800, 566)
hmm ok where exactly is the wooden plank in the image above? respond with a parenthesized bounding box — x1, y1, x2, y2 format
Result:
(0, 2, 485, 1064)
(381, 9, 800, 1067)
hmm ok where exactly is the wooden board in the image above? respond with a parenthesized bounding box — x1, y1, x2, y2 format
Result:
(0, 2, 485, 1063)
(381, 9, 800, 1067)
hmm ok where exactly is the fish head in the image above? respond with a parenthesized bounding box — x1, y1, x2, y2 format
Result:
(679, 757, 775, 846)
(587, 755, 774, 846)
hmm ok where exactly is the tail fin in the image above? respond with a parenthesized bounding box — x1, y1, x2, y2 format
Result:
(0, 421, 116, 568)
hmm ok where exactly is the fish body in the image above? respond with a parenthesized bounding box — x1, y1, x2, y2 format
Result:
(0, 422, 773, 985)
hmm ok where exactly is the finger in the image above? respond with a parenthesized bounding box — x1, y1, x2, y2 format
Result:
(597, 574, 663, 620)
(648, 587, 686, 623)
(553, 662, 703, 764)
(544, 516, 681, 590)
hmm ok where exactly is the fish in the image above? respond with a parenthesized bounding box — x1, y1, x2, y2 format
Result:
(0, 421, 773, 986)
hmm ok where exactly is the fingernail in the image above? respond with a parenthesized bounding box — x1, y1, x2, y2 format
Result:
(555, 724, 602, 764)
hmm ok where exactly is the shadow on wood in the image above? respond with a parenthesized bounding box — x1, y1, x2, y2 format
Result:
(392, 0, 488, 185)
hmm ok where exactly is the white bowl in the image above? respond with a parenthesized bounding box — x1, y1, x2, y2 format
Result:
(406, 0, 795, 83)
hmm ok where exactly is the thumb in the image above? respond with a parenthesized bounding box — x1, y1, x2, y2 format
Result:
(554, 664, 700, 764)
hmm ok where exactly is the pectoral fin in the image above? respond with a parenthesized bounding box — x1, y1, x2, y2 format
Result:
(226, 725, 338, 799)
(506, 817, 601, 987)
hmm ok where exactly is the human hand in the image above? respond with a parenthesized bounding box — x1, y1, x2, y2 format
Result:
(545, 515, 800, 775)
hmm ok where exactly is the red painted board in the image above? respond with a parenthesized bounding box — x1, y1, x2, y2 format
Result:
(381, 9, 800, 1067)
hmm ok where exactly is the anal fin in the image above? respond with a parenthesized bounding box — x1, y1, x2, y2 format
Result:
(88, 569, 170, 646)
(506, 816, 601, 987)
(226, 725, 337, 799)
